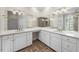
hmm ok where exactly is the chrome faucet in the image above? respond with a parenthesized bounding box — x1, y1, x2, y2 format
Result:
(57, 28, 63, 32)
(17, 27, 22, 31)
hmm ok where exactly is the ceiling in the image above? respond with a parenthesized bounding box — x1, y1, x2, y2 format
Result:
(31, 7, 61, 12)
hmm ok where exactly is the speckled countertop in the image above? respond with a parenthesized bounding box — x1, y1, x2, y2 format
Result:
(0, 27, 79, 39)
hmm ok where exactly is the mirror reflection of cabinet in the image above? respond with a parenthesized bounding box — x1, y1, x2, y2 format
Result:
(7, 11, 19, 30)
(64, 14, 78, 31)
(52, 13, 79, 31)
(37, 17, 50, 27)
(74, 15, 78, 31)
(57, 15, 64, 30)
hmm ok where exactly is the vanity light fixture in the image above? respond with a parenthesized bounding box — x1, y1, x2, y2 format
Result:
(18, 12, 22, 15)
(57, 10, 63, 14)
(12, 9, 24, 15)
(13, 10, 16, 14)
(53, 9, 63, 15)
(61, 8, 67, 13)
(53, 8, 70, 15)
(61, 7, 71, 13)
(12, 9, 18, 14)
(18, 10, 21, 15)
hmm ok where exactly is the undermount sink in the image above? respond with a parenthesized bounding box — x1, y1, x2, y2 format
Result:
(61, 31, 76, 33)
(60, 31, 79, 36)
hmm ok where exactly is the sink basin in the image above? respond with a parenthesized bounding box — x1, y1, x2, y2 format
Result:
(0, 30, 18, 35)
(61, 31, 79, 36)
(62, 31, 76, 34)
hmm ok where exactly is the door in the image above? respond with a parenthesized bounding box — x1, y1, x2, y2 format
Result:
(14, 33, 27, 51)
(2, 35, 14, 52)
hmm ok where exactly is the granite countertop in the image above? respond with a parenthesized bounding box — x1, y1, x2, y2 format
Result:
(0, 27, 41, 36)
(0, 27, 79, 39)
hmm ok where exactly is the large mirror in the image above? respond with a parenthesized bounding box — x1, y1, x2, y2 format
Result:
(51, 13, 79, 31)
(64, 14, 78, 31)
(7, 11, 19, 30)
(7, 10, 28, 30)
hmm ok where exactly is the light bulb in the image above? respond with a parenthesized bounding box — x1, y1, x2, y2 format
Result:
(13, 11, 16, 14)
(18, 12, 22, 15)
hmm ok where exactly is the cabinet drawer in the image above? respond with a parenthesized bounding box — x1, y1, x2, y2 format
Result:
(62, 40, 76, 52)
(62, 36, 76, 44)
(50, 33, 61, 39)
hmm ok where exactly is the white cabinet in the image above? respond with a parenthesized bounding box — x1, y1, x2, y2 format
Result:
(14, 32, 32, 51)
(39, 31, 49, 46)
(14, 33, 27, 51)
(0, 37, 1, 52)
(26, 32, 32, 46)
(39, 31, 44, 42)
(49, 33, 61, 52)
(62, 36, 76, 52)
(76, 39, 79, 52)
(62, 48, 71, 52)
(2, 35, 14, 52)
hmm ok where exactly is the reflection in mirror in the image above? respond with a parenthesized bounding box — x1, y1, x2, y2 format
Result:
(50, 13, 79, 32)
(64, 14, 78, 31)
(7, 11, 19, 30)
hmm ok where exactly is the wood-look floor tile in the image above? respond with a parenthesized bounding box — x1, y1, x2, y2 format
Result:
(18, 40, 55, 52)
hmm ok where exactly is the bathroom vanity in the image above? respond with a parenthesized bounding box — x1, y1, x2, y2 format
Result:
(0, 27, 79, 52)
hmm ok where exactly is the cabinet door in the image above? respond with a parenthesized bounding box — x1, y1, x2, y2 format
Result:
(39, 31, 44, 42)
(62, 36, 76, 52)
(77, 39, 79, 52)
(49, 33, 61, 52)
(39, 31, 49, 46)
(26, 32, 32, 46)
(14, 33, 27, 51)
(2, 35, 14, 52)
(0, 37, 1, 52)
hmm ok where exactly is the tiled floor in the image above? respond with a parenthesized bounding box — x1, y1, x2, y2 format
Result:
(18, 40, 55, 52)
